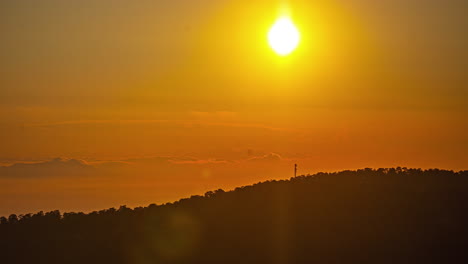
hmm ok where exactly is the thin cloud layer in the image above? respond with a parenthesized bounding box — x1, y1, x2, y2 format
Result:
(0, 153, 288, 179)
(23, 119, 294, 132)
(246, 152, 284, 162)
(0, 158, 95, 178)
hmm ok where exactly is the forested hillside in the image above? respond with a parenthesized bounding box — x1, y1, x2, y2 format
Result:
(1, 168, 468, 264)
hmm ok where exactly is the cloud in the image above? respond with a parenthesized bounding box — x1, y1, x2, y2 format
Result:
(189, 111, 237, 119)
(169, 158, 229, 165)
(24, 119, 297, 132)
(0, 153, 289, 179)
(122, 153, 285, 165)
(0, 158, 95, 178)
(120, 156, 230, 166)
(120, 156, 177, 165)
(246, 153, 284, 162)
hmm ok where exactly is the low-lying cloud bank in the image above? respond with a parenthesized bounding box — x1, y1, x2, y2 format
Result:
(0, 153, 288, 178)
(0, 158, 95, 178)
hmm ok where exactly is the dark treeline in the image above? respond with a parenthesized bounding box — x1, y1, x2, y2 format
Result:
(1, 168, 468, 263)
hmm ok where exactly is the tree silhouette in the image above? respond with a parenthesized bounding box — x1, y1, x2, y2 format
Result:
(1, 168, 468, 264)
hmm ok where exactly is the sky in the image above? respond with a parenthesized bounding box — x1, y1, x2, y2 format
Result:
(0, 0, 467, 216)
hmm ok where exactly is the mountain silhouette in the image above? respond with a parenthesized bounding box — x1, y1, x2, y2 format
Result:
(1, 167, 468, 264)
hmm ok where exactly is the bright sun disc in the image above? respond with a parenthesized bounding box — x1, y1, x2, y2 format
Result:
(268, 17, 300, 56)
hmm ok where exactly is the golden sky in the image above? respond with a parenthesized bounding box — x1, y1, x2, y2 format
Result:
(0, 0, 467, 216)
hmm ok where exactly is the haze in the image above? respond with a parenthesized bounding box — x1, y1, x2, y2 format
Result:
(0, 0, 467, 216)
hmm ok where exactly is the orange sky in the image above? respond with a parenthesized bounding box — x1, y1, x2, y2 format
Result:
(0, 0, 467, 216)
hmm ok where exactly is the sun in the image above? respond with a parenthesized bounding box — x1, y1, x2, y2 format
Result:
(268, 17, 300, 56)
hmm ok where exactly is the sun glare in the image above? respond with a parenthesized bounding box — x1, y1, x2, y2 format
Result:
(268, 17, 300, 56)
